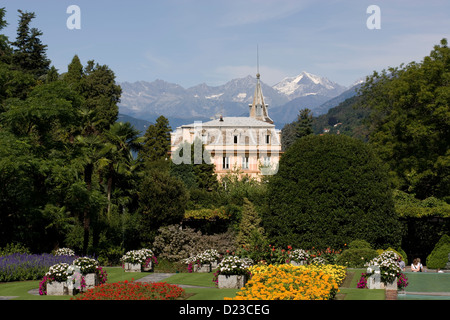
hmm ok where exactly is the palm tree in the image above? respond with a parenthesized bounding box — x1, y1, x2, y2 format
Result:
(101, 121, 143, 218)
(72, 134, 109, 255)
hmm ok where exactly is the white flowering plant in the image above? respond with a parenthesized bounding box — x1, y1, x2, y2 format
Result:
(73, 257, 99, 274)
(46, 263, 72, 282)
(54, 248, 75, 256)
(121, 249, 156, 265)
(216, 256, 253, 276)
(288, 249, 310, 263)
(367, 250, 402, 284)
(184, 249, 221, 266)
(310, 256, 327, 265)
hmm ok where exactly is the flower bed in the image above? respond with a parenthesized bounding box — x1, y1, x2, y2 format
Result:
(72, 280, 185, 300)
(0, 253, 76, 282)
(225, 264, 343, 300)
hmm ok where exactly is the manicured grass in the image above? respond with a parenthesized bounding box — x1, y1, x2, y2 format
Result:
(163, 271, 239, 300)
(164, 272, 217, 288)
(403, 272, 450, 293)
(336, 268, 385, 300)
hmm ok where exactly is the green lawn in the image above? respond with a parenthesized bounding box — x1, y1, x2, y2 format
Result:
(6, 267, 447, 301)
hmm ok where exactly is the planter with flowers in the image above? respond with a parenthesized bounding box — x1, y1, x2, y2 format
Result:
(40, 257, 106, 296)
(214, 256, 253, 289)
(366, 250, 402, 290)
(121, 248, 157, 272)
(54, 247, 76, 257)
(73, 257, 100, 289)
(44, 263, 76, 295)
(289, 249, 310, 266)
(185, 249, 220, 273)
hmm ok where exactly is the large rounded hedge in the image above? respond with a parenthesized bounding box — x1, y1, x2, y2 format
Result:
(263, 134, 402, 250)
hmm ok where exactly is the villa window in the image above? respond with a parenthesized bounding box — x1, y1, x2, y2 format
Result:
(222, 156, 229, 169)
(242, 156, 249, 170)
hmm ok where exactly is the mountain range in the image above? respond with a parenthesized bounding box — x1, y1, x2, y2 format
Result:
(118, 71, 360, 130)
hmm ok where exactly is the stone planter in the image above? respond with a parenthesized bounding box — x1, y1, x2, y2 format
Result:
(143, 261, 153, 272)
(124, 262, 142, 272)
(380, 278, 397, 290)
(84, 273, 99, 289)
(194, 263, 212, 273)
(46, 281, 76, 296)
(218, 275, 248, 289)
(291, 260, 307, 266)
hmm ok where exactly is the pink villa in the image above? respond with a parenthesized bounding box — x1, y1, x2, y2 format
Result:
(170, 73, 282, 180)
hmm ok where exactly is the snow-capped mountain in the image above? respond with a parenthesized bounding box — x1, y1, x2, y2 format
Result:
(118, 71, 349, 128)
(273, 71, 347, 99)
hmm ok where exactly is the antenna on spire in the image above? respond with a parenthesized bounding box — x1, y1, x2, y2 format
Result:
(256, 44, 260, 77)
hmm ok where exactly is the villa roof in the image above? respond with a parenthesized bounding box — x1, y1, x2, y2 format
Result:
(180, 116, 276, 128)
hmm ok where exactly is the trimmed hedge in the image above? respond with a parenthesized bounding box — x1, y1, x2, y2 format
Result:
(264, 134, 402, 250)
(336, 248, 378, 268)
(426, 234, 450, 269)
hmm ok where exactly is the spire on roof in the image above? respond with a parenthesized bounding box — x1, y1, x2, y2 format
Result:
(249, 72, 273, 124)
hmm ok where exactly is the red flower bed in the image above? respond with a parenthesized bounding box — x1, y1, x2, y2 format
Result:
(72, 280, 185, 300)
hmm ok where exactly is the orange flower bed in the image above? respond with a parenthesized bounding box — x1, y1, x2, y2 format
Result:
(72, 280, 185, 300)
(226, 264, 340, 300)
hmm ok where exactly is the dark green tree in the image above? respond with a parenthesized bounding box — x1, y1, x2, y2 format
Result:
(63, 55, 83, 91)
(263, 134, 402, 250)
(170, 138, 218, 191)
(0, 7, 12, 64)
(11, 10, 50, 78)
(102, 121, 143, 217)
(81, 60, 121, 132)
(138, 115, 172, 167)
(358, 39, 450, 199)
(236, 198, 266, 249)
(138, 169, 188, 244)
(296, 108, 313, 139)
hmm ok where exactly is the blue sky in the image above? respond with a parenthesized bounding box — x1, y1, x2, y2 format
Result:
(2, 0, 450, 88)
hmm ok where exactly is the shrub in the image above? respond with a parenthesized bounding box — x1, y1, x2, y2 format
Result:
(336, 248, 378, 268)
(426, 234, 450, 269)
(0, 243, 30, 256)
(152, 224, 236, 262)
(264, 134, 402, 250)
(348, 240, 372, 249)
